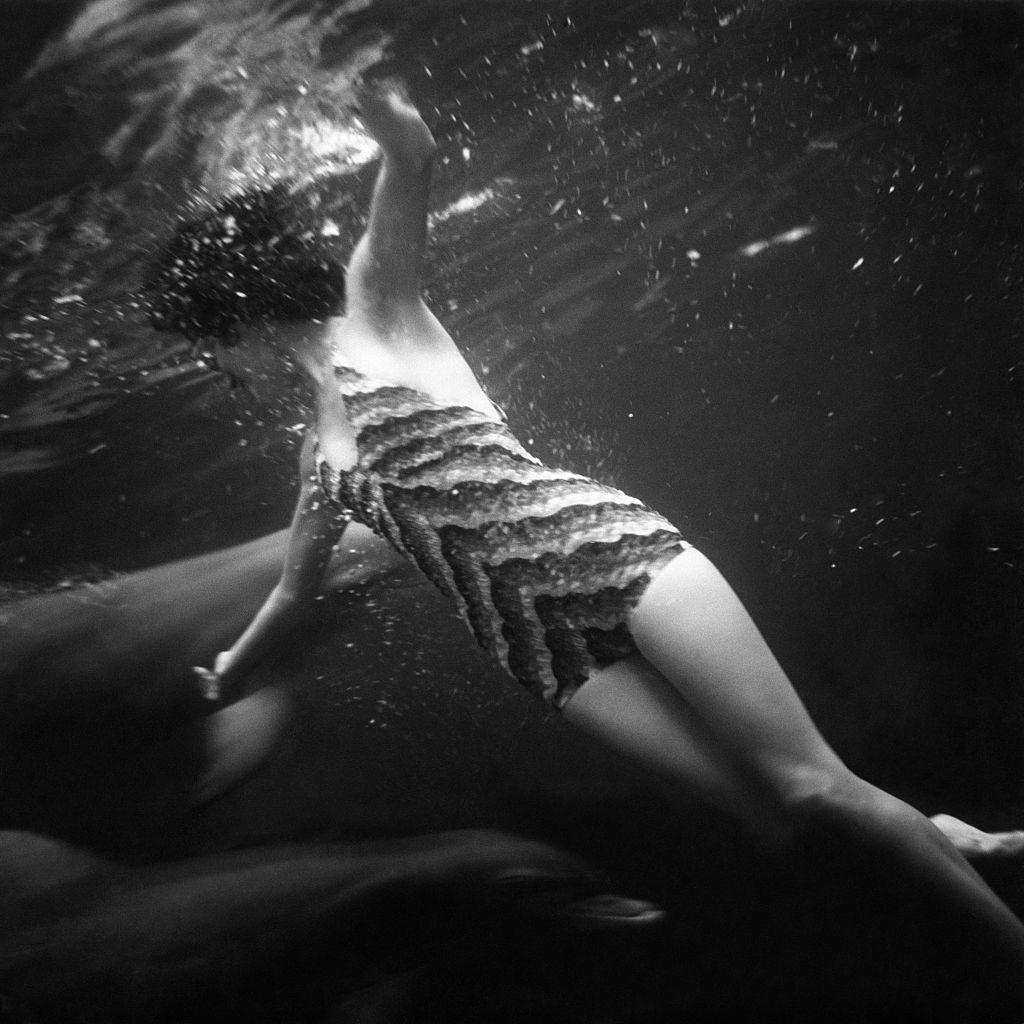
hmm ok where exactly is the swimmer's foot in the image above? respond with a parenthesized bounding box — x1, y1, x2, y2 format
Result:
(194, 685, 291, 805)
(352, 76, 436, 167)
(191, 665, 221, 701)
(931, 813, 1024, 860)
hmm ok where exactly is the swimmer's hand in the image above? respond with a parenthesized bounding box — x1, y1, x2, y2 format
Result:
(192, 587, 298, 704)
(192, 665, 223, 702)
(192, 650, 237, 701)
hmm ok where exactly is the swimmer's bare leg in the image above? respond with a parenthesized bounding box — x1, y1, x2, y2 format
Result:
(564, 655, 780, 838)
(931, 814, 1024, 860)
(346, 79, 437, 315)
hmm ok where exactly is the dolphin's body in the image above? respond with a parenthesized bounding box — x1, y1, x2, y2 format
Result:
(1, 529, 297, 737)
(0, 526, 425, 821)
(0, 828, 659, 1024)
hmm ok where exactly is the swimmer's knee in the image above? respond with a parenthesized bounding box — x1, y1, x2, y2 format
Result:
(767, 761, 884, 828)
(772, 763, 843, 814)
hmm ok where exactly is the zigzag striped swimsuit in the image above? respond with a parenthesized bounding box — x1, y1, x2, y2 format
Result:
(315, 364, 688, 708)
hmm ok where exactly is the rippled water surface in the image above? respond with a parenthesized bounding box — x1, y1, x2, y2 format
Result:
(1, 1, 1023, 1020)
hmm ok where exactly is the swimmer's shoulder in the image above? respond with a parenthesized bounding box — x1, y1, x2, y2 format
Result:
(324, 313, 501, 421)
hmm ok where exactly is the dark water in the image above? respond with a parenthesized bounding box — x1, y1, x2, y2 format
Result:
(1, 1, 1023, 1021)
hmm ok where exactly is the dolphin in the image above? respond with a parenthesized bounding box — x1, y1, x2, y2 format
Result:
(0, 827, 661, 1024)
(0, 525, 419, 737)
(0, 524, 422, 810)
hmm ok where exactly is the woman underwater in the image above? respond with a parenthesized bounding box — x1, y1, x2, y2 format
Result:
(152, 82, 1024, 1003)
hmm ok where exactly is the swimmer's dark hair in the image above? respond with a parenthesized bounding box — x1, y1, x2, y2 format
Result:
(145, 181, 353, 344)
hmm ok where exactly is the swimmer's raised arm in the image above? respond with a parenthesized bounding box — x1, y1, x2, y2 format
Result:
(344, 81, 438, 319)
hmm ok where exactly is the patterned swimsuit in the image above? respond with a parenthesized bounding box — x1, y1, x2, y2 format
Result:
(315, 364, 688, 708)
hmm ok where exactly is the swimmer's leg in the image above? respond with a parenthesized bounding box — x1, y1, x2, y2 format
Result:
(345, 80, 437, 315)
(513, 659, 1024, 859)
(612, 547, 1024, 996)
(564, 655, 777, 837)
